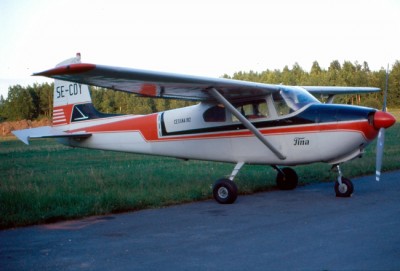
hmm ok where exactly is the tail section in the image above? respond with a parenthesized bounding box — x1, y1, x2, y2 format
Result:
(13, 53, 127, 145)
(12, 53, 96, 144)
(52, 53, 93, 126)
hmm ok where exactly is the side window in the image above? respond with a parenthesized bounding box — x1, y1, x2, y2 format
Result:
(232, 100, 269, 121)
(203, 105, 226, 122)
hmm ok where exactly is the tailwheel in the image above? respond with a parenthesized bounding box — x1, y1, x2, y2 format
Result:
(213, 178, 238, 204)
(334, 177, 354, 197)
(276, 167, 298, 190)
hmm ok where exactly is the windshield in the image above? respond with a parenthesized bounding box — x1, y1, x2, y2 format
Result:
(273, 86, 319, 115)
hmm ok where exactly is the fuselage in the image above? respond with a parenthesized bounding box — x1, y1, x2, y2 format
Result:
(58, 101, 379, 166)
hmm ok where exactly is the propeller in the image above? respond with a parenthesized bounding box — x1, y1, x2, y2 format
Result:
(375, 65, 394, 181)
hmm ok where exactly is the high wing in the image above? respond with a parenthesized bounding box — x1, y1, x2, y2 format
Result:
(34, 63, 281, 101)
(302, 86, 380, 103)
(302, 86, 380, 95)
(34, 63, 380, 101)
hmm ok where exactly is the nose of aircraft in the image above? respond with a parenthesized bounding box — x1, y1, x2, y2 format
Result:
(373, 111, 396, 129)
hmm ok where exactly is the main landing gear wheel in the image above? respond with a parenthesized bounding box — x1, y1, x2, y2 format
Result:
(334, 177, 354, 197)
(276, 167, 298, 190)
(213, 178, 238, 204)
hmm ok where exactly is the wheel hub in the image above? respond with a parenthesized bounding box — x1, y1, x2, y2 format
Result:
(338, 183, 348, 194)
(218, 187, 229, 199)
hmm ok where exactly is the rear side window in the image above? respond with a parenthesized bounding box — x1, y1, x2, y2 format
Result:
(232, 100, 269, 121)
(203, 105, 226, 122)
(71, 103, 121, 122)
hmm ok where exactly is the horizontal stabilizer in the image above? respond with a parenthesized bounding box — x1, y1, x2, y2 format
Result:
(12, 126, 91, 145)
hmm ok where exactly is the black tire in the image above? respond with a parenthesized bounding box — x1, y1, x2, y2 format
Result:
(212, 178, 238, 204)
(276, 167, 298, 190)
(334, 177, 354, 197)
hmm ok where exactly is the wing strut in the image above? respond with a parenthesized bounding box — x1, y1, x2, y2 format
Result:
(207, 88, 286, 160)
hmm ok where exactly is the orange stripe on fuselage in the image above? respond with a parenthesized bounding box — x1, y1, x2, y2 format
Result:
(71, 114, 159, 141)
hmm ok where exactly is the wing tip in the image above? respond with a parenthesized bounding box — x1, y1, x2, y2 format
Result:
(33, 63, 96, 77)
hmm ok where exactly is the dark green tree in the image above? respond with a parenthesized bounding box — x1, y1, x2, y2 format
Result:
(388, 61, 400, 108)
(3, 85, 36, 120)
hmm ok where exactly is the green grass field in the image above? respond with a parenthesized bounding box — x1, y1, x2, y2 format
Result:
(1, 123, 399, 229)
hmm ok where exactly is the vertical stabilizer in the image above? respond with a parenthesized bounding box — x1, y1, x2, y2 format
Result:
(52, 53, 92, 126)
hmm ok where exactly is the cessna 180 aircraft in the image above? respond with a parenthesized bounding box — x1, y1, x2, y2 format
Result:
(13, 54, 396, 204)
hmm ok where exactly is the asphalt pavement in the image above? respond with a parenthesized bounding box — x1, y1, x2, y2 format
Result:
(1, 171, 400, 270)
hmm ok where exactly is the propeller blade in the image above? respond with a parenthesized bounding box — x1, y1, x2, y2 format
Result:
(375, 64, 393, 182)
(376, 65, 389, 182)
(375, 128, 385, 181)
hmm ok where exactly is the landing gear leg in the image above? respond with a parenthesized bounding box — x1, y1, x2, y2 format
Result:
(274, 166, 298, 190)
(334, 165, 354, 197)
(212, 162, 244, 204)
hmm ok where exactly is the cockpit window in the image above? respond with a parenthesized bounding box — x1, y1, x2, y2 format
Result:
(273, 86, 319, 115)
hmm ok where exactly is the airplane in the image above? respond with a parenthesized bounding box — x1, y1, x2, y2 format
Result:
(13, 53, 396, 204)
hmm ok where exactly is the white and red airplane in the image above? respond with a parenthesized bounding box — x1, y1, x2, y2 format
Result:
(13, 54, 396, 204)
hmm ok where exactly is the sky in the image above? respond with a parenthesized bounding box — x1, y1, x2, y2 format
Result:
(1, 0, 399, 98)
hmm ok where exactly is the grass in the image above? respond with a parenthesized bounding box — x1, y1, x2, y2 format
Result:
(1, 123, 399, 229)
(388, 108, 400, 120)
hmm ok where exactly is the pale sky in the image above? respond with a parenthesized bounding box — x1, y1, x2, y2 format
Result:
(1, 0, 399, 98)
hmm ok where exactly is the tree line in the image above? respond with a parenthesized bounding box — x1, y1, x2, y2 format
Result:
(0, 60, 399, 121)
(224, 60, 400, 109)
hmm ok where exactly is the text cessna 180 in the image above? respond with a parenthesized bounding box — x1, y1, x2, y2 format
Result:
(13, 54, 396, 204)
